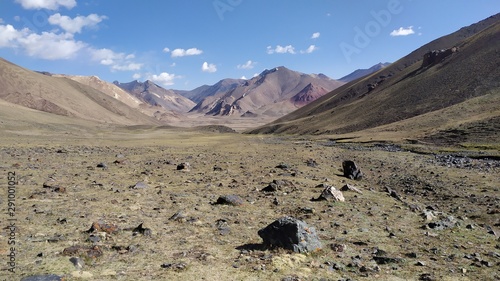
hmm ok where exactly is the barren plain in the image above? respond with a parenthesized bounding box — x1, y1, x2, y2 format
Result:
(1, 128, 498, 281)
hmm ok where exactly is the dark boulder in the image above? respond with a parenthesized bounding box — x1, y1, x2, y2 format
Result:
(342, 160, 363, 180)
(258, 216, 322, 253)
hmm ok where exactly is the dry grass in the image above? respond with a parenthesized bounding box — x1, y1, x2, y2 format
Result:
(0, 128, 498, 280)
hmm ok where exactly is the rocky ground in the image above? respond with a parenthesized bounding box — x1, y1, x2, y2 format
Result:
(0, 131, 498, 281)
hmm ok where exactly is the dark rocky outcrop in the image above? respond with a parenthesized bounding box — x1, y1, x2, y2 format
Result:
(421, 47, 458, 68)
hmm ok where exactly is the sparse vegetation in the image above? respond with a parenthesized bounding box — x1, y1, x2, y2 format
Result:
(1, 130, 498, 280)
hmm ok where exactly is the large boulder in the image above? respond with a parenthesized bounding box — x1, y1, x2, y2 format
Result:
(258, 216, 322, 253)
(342, 160, 363, 180)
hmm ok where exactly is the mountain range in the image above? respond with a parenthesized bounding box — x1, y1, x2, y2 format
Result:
(0, 12, 498, 145)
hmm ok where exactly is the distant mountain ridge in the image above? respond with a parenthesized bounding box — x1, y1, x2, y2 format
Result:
(174, 78, 245, 104)
(114, 80, 195, 112)
(188, 66, 344, 117)
(339, 62, 391, 82)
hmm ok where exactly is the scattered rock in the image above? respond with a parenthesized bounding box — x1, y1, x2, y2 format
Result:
(113, 158, 128, 165)
(87, 221, 119, 234)
(372, 256, 403, 265)
(312, 185, 345, 202)
(258, 216, 322, 253)
(62, 245, 103, 259)
(340, 184, 363, 194)
(425, 216, 459, 230)
(42, 181, 65, 193)
(129, 181, 149, 189)
(261, 179, 295, 193)
(215, 219, 230, 236)
(69, 257, 84, 270)
(419, 273, 436, 281)
(169, 210, 187, 222)
(160, 262, 188, 271)
(385, 186, 402, 201)
(422, 210, 436, 222)
(177, 162, 190, 171)
(20, 275, 63, 281)
(87, 234, 101, 243)
(330, 243, 346, 252)
(306, 159, 318, 167)
(276, 162, 291, 169)
(215, 195, 245, 206)
(342, 160, 363, 180)
(96, 162, 107, 169)
(132, 223, 152, 236)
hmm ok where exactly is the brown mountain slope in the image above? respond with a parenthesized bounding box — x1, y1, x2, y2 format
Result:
(0, 57, 159, 126)
(190, 67, 344, 117)
(247, 15, 500, 144)
(114, 80, 196, 112)
(56, 75, 144, 109)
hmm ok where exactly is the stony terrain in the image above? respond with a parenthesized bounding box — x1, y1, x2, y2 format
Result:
(0, 131, 498, 281)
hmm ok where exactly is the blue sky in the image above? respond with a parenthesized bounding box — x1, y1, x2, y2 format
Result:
(0, 0, 498, 90)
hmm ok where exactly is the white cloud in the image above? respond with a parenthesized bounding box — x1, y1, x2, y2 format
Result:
(267, 45, 295, 54)
(163, 47, 170, 53)
(0, 18, 3, 24)
(132, 73, 141, 80)
(48, 13, 107, 34)
(237, 60, 256, 69)
(0, 24, 26, 47)
(241, 76, 247, 80)
(170, 62, 176, 67)
(17, 31, 86, 60)
(0, 23, 85, 59)
(15, 0, 77, 10)
(202, 62, 217, 73)
(390, 26, 415, 36)
(301, 44, 317, 54)
(111, 63, 142, 71)
(148, 72, 177, 86)
(171, 47, 203, 58)
(311, 32, 320, 39)
(90, 48, 142, 71)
